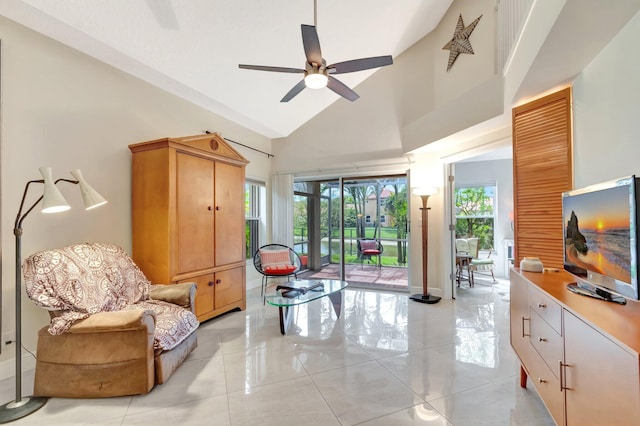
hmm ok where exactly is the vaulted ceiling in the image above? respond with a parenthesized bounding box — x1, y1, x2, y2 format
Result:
(0, 0, 453, 138)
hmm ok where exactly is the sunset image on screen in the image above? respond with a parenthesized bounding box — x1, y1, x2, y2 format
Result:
(563, 184, 632, 284)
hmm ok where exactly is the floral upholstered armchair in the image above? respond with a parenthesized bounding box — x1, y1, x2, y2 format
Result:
(23, 242, 199, 398)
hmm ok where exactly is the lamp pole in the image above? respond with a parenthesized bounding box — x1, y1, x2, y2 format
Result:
(0, 168, 107, 423)
(410, 191, 441, 304)
(0, 179, 53, 423)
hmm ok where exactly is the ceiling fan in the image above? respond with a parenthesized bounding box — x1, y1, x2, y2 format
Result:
(238, 2, 393, 102)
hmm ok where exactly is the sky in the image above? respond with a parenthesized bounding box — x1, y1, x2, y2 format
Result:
(563, 184, 631, 231)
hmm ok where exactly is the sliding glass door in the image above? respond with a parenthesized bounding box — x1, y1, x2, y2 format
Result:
(294, 174, 409, 290)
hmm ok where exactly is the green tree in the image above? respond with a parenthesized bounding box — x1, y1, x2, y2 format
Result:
(346, 186, 369, 238)
(343, 207, 357, 228)
(385, 184, 407, 264)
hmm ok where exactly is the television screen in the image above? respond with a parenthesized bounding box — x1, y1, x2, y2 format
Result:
(562, 176, 639, 300)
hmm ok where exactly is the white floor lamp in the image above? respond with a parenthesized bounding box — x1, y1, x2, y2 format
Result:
(0, 167, 107, 423)
(410, 187, 441, 304)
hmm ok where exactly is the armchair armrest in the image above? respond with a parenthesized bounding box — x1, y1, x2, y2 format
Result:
(67, 309, 156, 334)
(149, 282, 196, 312)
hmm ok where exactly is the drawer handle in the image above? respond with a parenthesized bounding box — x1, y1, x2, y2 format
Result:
(521, 317, 530, 337)
(559, 360, 571, 391)
(538, 303, 547, 308)
(538, 337, 547, 342)
(538, 378, 546, 384)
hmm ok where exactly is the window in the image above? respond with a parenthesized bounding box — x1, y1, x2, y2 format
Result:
(245, 181, 264, 259)
(455, 185, 496, 250)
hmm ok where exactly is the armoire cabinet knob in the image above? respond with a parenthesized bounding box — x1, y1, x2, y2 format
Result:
(207, 206, 213, 211)
(208, 281, 214, 287)
(215, 206, 221, 211)
(216, 279, 222, 284)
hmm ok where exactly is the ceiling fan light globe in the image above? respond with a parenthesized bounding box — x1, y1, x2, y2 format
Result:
(305, 73, 328, 89)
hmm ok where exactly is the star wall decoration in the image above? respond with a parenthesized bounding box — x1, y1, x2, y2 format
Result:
(443, 13, 482, 71)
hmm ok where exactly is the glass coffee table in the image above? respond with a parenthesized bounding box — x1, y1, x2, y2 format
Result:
(265, 279, 348, 334)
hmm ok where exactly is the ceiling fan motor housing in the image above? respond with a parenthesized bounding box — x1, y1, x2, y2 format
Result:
(304, 59, 328, 88)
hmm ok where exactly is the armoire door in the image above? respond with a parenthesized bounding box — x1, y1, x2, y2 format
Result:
(214, 267, 244, 309)
(176, 152, 215, 273)
(214, 161, 245, 265)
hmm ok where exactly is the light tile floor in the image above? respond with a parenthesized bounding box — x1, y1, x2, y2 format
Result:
(0, 278, 554, 425)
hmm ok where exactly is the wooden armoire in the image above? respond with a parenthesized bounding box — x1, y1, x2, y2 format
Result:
(129, 133, 249, 322)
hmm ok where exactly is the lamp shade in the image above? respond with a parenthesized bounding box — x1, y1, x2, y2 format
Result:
(39, 167, 70, 213)
(70, 169, 108, 210)
(412, 187, 437, 197)
(304, 72, 328, 89)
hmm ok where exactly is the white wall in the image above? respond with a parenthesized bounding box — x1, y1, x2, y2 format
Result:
(0, 17, 272, 370)
(572, 10, 640, 188)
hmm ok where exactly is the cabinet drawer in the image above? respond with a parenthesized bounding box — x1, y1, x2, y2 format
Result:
(528, 346, 564, 425)
(529, 309, 563, 377)
(529, 285, 562, 334)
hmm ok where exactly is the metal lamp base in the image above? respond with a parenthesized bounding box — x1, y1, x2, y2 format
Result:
(409, 293, 441, 304)
(0, 396, 47, 423)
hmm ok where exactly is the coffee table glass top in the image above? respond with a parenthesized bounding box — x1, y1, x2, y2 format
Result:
(265, 279, 348, 307)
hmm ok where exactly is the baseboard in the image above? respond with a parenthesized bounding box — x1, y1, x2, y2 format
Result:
(0, 352, 37, 381)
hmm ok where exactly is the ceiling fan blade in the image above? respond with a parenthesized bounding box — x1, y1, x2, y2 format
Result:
(301, 24, 323, 65)
(281, 80, 307, 102)
(145, 0, 179, 30)
(239, 64, 305, 73)
(328, 55, 393, 74)
(327, 76, 359, 102)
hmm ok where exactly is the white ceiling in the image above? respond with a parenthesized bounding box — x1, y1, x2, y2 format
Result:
(0, 0, 454, 138)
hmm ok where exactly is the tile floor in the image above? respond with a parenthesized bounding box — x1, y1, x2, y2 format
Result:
(0, 278, 554, 425)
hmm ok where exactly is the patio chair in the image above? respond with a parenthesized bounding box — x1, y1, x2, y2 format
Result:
(455, 238, 474, 287)
(467, 237, 496, 283)
(253, 244, 302, 304)
(357, 239, 383, 269)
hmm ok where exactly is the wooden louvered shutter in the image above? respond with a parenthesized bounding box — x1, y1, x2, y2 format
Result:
(512, 87, 573, 269)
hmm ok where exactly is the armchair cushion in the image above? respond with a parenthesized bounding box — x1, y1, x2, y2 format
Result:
(259, 248, 292, 267)
(362, 249, 381, 255)
(264, 264, 298, 275)
(63, 309, 155, 334)
(359, 240, 378, 251)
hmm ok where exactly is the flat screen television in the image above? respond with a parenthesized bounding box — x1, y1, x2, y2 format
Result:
(562, 175, 640, 301)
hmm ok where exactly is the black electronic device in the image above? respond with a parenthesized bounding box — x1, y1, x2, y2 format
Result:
(276, 282, 324, 297)
(567, 282, 626, 305)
